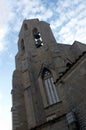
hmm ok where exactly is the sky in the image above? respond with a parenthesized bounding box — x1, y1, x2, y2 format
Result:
(0, 0, 86, 130)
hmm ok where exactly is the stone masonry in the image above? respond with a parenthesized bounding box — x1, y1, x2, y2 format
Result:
(11, 19, 86, 130)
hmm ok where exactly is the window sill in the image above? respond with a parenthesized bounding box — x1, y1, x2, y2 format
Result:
(44, 101, 67, 120)
(44, 100, 62, 109)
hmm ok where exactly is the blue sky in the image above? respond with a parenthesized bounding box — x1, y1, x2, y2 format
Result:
(0, 0, 86, 130)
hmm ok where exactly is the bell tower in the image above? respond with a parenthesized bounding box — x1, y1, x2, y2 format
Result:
(12, 19, 71, 130)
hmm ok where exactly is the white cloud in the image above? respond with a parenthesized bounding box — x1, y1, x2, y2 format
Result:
(8, 0, 54, 36)
(51, 0, 86, 44)
(31, 9, 53, 20)
(0, 91, 11, 130)
(0, 0, 86, 54)
(0, 0, 14, 53)
(51, 20, 61, 30)
(0, 103, 11, 130)
(0, 0, 86, 50)
(0, 0, 14, 25)
(0, 26, 8, 52)
(0, 1, 86, 130)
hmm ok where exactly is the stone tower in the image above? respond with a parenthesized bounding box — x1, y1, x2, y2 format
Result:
(11, 19, 86, 130)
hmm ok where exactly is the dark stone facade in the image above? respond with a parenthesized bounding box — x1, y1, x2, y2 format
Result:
(11, 19, 86, 130)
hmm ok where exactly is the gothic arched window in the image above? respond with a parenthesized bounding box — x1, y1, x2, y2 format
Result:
(32, 28, 43, 48)
(42, 68, 60, 105)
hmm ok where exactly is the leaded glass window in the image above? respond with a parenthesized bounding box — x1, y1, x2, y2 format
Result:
(42, 69, 60, 105)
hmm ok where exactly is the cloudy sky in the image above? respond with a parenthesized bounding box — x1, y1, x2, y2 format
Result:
(0, 0, 86, 129)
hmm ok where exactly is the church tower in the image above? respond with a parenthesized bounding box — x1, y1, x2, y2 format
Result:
(11, 19, 86, 130)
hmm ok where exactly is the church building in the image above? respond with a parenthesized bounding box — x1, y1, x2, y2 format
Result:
(11, 19, 86, 130)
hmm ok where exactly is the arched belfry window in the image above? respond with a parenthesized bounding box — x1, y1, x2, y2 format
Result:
(42, 68, 60, 105)
(21, 39, 25, 52)
(32, 28, 43, 48)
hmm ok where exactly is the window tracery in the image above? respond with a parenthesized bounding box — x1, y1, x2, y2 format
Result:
(42, 68, 60, 105)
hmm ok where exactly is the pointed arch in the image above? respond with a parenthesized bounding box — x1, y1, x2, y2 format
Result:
(42, 68, 60, 105)
(32, 27, 43, 48)
(38, 66, 60, 107)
